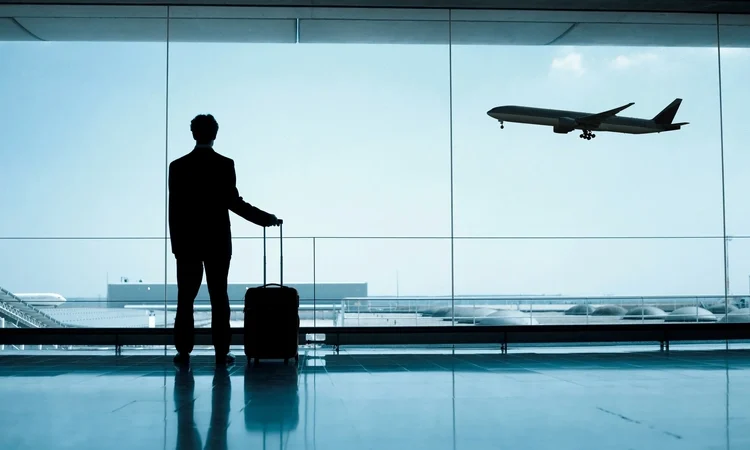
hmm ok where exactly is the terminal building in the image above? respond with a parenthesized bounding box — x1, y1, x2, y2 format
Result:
(106, 281, 368, 308)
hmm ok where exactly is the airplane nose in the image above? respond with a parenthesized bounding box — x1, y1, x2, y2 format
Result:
(487, 106, 505, 117)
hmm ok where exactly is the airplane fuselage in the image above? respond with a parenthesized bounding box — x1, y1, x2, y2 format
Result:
(487, 106, 681, 135)
(16, 293, 67, 308)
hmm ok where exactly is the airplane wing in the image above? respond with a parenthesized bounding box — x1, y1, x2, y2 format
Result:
(577, 102, 635, 126)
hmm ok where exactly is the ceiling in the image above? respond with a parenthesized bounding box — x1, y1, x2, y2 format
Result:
(0, 3, 748, 45)
(4, 0, 750, 14)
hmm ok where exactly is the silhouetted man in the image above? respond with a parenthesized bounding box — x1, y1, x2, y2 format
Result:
(169, 114, 280, 366)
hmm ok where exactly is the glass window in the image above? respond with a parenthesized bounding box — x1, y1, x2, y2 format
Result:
(451, 11, 722, 238)
(0, 6, 169, 238)
(3, 5, 747, 343)
(719, 14, 750, 326)
(166, 8, 452, 239)
(0, 5, 169, 332)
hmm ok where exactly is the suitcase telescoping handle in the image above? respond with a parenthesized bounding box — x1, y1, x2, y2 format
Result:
(262, 219, 283, 286)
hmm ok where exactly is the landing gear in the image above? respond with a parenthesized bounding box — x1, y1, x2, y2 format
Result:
(579, 130, 595, 140)
(499, 121, 504, 129)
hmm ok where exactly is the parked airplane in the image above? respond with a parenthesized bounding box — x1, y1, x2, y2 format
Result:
(15, 293, 67, 308)
(487, 98, 688, 140)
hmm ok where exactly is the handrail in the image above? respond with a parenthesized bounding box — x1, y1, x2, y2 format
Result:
(1, 323, 749, 351)
(339, 294, 748, 301)
(99, 295, 748, 303)
(0, 301, 42, 328)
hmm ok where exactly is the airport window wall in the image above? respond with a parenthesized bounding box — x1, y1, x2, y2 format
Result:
(1, 5, 749, 342)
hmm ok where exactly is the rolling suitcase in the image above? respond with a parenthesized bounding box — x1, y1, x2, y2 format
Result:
(243, 221, 300, 365)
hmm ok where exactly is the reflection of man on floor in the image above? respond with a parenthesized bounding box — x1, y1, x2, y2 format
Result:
(169, 114, 281, 366)
(174, 367, 231, 450)
(206, 367, 231, 450)
(174, 368, 200, 450)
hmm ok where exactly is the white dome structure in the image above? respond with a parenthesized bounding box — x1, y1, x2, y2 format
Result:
(720, 308, 750, 323)
(622, 306, 668, 320)
(477, 310, 539, 326)
(454, 307, 498, 324)
(665, 306, 717, 323)
(565, 304, 596, 316)
(592, 305, 628, 316)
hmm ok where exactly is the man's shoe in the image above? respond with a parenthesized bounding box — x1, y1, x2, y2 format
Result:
(216, 352, 236, 366)
(173, 353, 190, 366)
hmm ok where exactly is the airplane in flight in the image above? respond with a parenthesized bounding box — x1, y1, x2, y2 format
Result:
(487, 98, 688, 140)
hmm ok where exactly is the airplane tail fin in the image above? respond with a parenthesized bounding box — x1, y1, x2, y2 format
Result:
(652, 98, 683, 125)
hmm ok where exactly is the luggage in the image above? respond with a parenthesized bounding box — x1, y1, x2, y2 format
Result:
(243, 221, 300, 365)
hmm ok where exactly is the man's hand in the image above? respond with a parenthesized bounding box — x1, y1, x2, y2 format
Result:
(267, 215, 282, 227)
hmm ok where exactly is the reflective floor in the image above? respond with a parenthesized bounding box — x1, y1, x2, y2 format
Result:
(0, 348, 749, 450)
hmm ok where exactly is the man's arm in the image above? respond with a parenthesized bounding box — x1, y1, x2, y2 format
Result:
(167, 162, 177, 236)
(227, 161, 278, 227)
(167, 162, 184, 255)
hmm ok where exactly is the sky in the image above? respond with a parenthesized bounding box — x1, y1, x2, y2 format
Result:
(2, 30, 750, 299)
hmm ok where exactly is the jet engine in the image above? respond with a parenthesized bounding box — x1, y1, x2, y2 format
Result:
(553, 117, 577, 134)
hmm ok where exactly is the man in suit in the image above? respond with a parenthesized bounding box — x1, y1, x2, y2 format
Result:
(169, 114, 280, 366)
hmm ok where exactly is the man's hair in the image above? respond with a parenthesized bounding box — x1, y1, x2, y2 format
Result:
(191, 114, 219, 144)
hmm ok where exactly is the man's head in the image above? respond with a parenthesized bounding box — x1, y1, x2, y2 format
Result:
(191, 114, 219, 145)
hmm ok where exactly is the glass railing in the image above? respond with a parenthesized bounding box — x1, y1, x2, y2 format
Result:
(2, 236, 748, 331)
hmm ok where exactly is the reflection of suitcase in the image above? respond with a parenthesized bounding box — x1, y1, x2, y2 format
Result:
(243, 365, 300, 433)
(243, 222, 300, 364)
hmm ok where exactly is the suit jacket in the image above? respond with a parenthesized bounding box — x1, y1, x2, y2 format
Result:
(168, 146, 274, 258)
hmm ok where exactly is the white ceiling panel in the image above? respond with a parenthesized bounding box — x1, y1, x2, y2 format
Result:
(168, 18, 296, 43)
(306, 7, 448, 20)
(168, 6, 448, 20)
(450, 9, 717, 24)
(0, 17, 36, 40)
(450, 21, 574, 45)
(16, 17, 167, 41)
(168, 6, 312, 19)
(0, 5, 167, 18)
(718, 24, 750, 47)
(299, 19, 449, 44)
(558, 23, 718, 46)
(719, 14, 750, 26)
